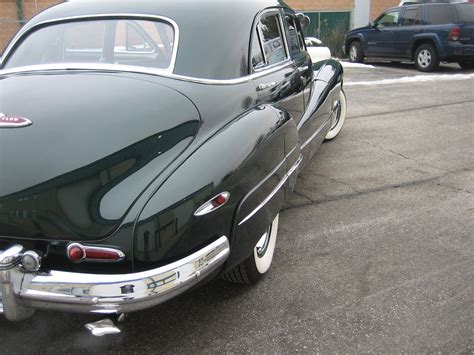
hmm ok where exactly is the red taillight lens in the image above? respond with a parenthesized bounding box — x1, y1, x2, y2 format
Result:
(194, 192, 231, 216)
(449, 26, 461, 41)
(68, 245, 85, 262)
(83, 248, 123, 261)
(211, 194, 228, 207)
(67, 243, 125, 263)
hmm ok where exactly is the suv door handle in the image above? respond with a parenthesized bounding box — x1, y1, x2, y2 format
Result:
(257, 82, 277, 91)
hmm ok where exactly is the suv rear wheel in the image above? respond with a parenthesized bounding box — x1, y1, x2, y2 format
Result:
(415, 44, 439, 72)
(348, 41, 364, 63)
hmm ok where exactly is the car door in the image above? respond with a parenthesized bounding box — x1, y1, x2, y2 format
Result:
(366, 9, 402, 57)
(251, 11, 305, 128)
(396, 6, 423, 58)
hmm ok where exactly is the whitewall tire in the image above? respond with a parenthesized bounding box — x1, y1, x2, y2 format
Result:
(223, 213, 279, 284)
(324, 90, 347, 141)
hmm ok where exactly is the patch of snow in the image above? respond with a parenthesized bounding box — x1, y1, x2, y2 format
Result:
(345, 73, 474, 86)
(339, 61, 376, 69)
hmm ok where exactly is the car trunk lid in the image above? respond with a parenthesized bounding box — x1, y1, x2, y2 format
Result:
(0, 71, 200, 241)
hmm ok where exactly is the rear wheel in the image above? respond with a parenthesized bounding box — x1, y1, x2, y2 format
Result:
(222, 214, 279, 284)
(348, 41, 364, 63)
(459, 61, 474, 70)
(325, 90, 347, 141)
(414, 44, 439, 72)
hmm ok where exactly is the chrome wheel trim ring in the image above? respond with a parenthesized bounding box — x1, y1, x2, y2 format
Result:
(253, 214, 279, 274)
(349, 45, 357, 61)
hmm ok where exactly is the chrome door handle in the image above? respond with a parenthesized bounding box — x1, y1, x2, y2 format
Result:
(298, 65, 309, 73)
(257, 82, 277, 91)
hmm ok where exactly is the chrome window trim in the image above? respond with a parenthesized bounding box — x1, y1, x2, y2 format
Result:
(252, 9, 291, 74)
(0, 14, 180, 73)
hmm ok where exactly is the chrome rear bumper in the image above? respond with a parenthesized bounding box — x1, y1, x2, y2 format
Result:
(0, 236, 230, 321)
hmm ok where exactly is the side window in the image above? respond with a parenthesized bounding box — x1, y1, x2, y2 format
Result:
(426, 5, 455, 25)
(377, 10, 401, 27)
(250, 29, 265, 70)
(401, 7, 422, 26)
(285, 15, 302, 58)
(259, 14, 288, 66)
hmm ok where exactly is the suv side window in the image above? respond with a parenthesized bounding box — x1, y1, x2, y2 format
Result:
(377, 10, 401, 28)
(426, 5, 455, 25)
(401, 7, 422, 26)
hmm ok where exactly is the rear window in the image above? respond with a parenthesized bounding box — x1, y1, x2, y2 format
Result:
(401, 7, 422, 26)
(454, 4, 474, 23)
(5, 19, 176, 70)
(426, 5, 455, 25)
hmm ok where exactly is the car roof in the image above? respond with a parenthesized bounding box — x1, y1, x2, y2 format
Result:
(8, 0, 292, 80)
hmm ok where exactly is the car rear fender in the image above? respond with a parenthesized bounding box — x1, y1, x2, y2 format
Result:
(133, 104, 296, 272)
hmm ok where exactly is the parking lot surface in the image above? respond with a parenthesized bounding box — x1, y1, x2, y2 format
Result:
(1, 62, 473, 353)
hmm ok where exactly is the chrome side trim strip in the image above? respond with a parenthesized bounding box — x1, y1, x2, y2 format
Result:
(238, 144, 298, 216)
(1, 14, 180, 74)
(0, 60, 294, 86)
(300, 114, 333, 150)
(238, 153, 303, 226)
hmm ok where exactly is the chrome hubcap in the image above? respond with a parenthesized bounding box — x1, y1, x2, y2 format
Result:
(418, 49, 431, 68)
(255, 225, 272, 258)
(330, 100, 342, 130)
(350, 46, 357, 61)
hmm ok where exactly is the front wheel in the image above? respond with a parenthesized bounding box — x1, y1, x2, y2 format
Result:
(325, 90, 347, 141)
(222, 214, 279, 284)
(414, 44, 439, 72)
(348, 41, 364, 63)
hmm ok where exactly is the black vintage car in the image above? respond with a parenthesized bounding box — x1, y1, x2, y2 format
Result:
(0, 0, 346, 322)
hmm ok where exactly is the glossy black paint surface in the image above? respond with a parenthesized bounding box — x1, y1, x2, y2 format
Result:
(0, 1, 344, 274)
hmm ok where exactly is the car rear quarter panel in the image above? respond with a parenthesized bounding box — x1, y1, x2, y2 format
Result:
(133, 103, 296, 272)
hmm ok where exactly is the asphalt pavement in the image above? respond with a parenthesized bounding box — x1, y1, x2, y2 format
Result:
(1, 61, 473, 353)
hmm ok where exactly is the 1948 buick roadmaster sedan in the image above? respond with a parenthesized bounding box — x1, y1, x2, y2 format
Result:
(0, 0, 346, 322)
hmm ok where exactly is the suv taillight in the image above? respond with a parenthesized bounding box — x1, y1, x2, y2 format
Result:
(449, 26, 461, 42)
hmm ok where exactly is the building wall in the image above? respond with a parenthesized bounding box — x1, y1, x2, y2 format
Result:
(0, 0, 62, 51)
(370, 0, 399, 19)
(287, 0, 399, 22)
(286, 0, 355, 11)
(0, 0, 20, 51)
